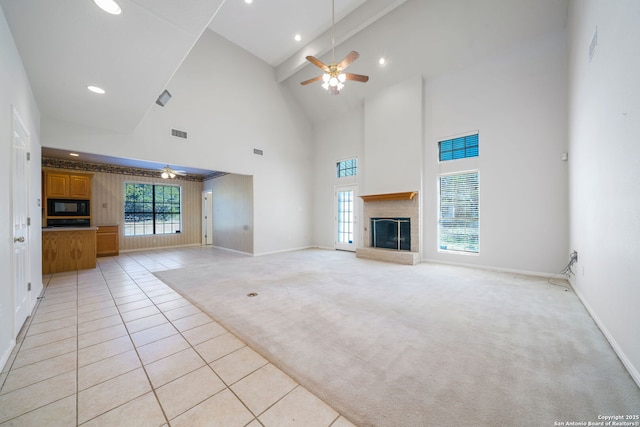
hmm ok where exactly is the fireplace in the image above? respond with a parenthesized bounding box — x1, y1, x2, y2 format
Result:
(356, 191, 420, 265)
(371, 218, 410, 251)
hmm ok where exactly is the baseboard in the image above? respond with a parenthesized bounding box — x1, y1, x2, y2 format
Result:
(253, 245, 316, 257)
(210, 245, 253, 256)
(120, 243, 201, 253)
(0, 338, 16, 373)
(569, 277, 640, 389)
(422, 257, 565, 280)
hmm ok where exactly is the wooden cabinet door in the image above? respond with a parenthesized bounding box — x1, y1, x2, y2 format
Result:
(69, 175, 91, 198)
(46, 173, 70, 198)
(96, 226, 119, 256)
(73, 231, 97, 269)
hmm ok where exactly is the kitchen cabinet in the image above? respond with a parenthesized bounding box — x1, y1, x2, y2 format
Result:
(96, 225, 119, 257)
(42, 228, 96, 274)
(45, 172, 92, 199)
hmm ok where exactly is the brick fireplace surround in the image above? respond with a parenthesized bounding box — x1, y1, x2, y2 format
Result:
(356, 192, 421, 265)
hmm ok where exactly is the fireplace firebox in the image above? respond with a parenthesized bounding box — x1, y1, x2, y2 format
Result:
(371, 217, 410, 251)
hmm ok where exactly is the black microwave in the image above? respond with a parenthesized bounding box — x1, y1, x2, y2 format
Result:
(47, 199, 90, 216)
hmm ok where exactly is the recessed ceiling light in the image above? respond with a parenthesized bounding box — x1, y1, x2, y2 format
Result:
(87, 85, 106, 94)
(379, 57, 386, 65)
(244, 0, 253, 4)
(294, 34, 302, 42)
(69, 153, 80, 157)
(93, 0, 121, 15)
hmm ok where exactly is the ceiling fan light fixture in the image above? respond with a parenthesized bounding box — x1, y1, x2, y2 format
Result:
(300, 0, 368, 94)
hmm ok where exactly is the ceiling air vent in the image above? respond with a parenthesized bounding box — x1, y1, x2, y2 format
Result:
(171, 129, 187, 139)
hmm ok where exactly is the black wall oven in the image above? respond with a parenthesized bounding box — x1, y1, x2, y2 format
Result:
(47, 199, 90, 217)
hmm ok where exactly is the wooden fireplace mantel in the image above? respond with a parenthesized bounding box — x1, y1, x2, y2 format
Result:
(360, 191, 417, 202)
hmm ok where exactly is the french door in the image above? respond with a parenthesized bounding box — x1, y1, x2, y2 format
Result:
(335, 185, 358, 251)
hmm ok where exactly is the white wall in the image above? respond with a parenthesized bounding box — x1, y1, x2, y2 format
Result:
(567, 0, 640, 386)
(423, 31, 568, 274)
(311, 112, 364, 249)
(42, 30, 314, 255)
(0, 7, 42, 370)
(307, 27, 568, 275)
(204, 173, 253, 254)
(364, 76, 423, 195)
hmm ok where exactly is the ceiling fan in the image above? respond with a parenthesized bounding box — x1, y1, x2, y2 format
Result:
(300, 0, 369, 94)
(159, 165, 185, 179)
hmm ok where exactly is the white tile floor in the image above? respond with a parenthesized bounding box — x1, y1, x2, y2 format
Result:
(0, 247, 356, 427)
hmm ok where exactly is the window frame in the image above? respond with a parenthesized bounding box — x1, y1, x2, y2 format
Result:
(336, 158, 358, 178)
(437, 170, 480, 254)
(438, 133, 479, 162)
(123, 182, 182, 237)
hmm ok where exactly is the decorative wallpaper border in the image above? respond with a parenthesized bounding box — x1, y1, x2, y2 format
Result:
(42, 157, 227, 182)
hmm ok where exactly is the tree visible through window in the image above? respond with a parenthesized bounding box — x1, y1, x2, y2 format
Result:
(124, 183, 181, 236)
(439, 172, 479, 253)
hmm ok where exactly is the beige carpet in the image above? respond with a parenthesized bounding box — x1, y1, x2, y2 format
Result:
(154, 249, 640, 427)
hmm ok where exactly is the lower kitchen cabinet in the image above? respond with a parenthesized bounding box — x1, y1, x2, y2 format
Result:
(96, 225, 119, 257)
(42, 228, 96, 274)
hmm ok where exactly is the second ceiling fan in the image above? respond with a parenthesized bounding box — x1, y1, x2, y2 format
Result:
(300, 0, 369, 94)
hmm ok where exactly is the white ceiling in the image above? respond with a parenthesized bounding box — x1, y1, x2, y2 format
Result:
(209, 0, 368, 68)
(2, 0, 567, 175)
(0, 0, 399, 173)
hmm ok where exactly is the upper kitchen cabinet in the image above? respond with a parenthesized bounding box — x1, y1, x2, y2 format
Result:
(45, 171, 92, 199)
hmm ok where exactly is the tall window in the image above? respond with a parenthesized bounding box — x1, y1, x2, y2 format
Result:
(124, 183, 181, 236)
(337, 158, 357, 177)
(439, 133, 479, 161)
(439, 172, 479, 253)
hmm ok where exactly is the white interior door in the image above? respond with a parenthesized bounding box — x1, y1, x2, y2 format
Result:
(12, 108, 30, 335)
(202, 191, 213, 245)
(335, 185, 358, 251)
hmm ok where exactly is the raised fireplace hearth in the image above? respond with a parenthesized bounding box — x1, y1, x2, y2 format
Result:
(356, 191, 420, 265)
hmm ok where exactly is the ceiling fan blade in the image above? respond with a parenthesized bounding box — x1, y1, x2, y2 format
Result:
(305, 56, 329, 72)
(300, 75, 323, 86)
(344, 73, 369, 83)
(337, 51, 360, 71)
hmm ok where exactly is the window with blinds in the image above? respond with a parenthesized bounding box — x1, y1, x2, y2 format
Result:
(438, 172, 479, 253)
(439, 133, 479, 161)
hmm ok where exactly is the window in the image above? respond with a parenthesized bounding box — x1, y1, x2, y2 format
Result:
(124, 183, 181, 236)
(439, 172, 479, 253)
(439, 133, 479, 161)
(337, 158, 357, 177)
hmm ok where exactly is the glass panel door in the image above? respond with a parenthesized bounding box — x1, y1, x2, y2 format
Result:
(335, 185, 357, 251)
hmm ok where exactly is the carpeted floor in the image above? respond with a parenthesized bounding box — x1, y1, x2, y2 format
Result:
(154, 249, 640, 427)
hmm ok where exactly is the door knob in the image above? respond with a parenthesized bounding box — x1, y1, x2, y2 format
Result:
(14, 236, 25, 243)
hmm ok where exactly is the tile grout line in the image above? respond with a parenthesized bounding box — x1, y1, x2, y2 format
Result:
(118, 250, 349, 427)
(112, 254, 268, 426)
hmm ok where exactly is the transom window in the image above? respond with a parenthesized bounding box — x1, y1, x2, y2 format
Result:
(439, 133, 479, 161)
(438, 172, 479, 253)
(337, 158, 357, 177)
(124, 183, 181, 236)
